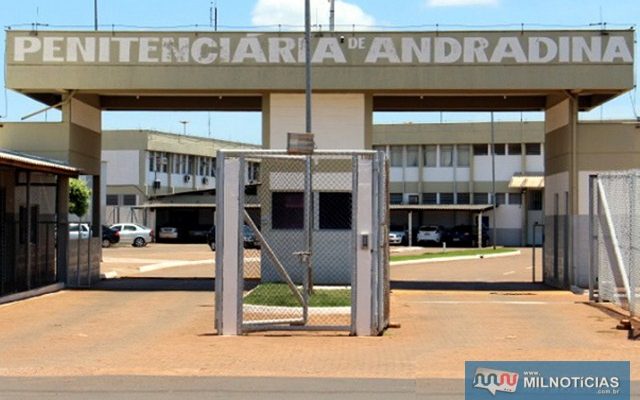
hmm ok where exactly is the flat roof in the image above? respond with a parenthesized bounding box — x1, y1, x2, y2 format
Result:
(0, 148, 79, 176)
(509, 175, 544, 189)
(390, 204, 494, 212)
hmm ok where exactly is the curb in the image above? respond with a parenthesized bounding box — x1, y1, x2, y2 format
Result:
(390, 250, 521, 266)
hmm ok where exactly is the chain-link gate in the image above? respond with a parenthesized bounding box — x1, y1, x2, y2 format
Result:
(215, 150, 389, 336)
(589, 171, 640, 319)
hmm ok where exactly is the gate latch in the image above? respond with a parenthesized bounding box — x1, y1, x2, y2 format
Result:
(293, 251, 311, 263)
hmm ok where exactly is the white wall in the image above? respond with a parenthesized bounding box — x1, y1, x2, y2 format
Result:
(103, 150, 139, 185)
(268, 93, 366, 150)
(474, 155, 521, 181)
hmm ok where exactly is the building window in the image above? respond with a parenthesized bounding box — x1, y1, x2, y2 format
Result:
(440, 192, 454, 205)
(390, 193, 403, 205)
(390, 146, 403, 167)
(508, 143, 522, 155)
(495, 193, 506, 205)
(123, 195, 137, 206)
(509, 192, 523, 205)
(473, 193, 489, 204)
(407, 194, 419, 204)
(473, 144, 488, 156)
(422, 193, 437, 204)
(149, 152, 156, 172)
(440, 145, 453, 167)
(106, 195, 119, 206)
(406, 146, 419, 167)
(272, 192, 304, 229)
(528, 190, 543, 210)
(211, 158, 217, 177)
(457, 145, 470, 167)
(456, 192, 470, 204)
(319, 192, 352, 230)
(186, 155, 193, 175)
(424, 145, 437, 167)
(525, 143, 542, 155)
(493, 144, 506, 155)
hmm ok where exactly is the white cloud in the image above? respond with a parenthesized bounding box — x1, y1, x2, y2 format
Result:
(427, 0, 498, 7)
(252, 0, 375, 30)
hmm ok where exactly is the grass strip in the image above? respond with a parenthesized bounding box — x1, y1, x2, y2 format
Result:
(244, 283, 351, 307)
(391, 247, 517, 262)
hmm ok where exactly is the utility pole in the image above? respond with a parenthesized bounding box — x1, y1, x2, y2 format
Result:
(305, 0, 312, 133)
(94, 0, 98, 31)
(329, 0, 335, 31)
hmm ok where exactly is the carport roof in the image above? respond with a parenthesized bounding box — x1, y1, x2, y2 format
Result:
(137, 203, 260, 209)
(390, 204, 494, 212)
(0, 148, 78, 176)
(508, 175, 544, 189)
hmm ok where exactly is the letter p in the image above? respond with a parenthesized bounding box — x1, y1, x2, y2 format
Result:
(14, 37, 42, 61)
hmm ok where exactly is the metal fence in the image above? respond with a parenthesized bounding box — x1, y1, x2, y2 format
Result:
(589, 171, 640, 318)
(215, 150, 389, 335)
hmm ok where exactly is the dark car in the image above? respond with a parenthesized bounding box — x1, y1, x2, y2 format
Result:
(207, 225, 260, 251)
(242, 225, 261, 249)
(101, 225, 120, 248)
(207, 226, 216, 251)
(444, 225, 490, 247)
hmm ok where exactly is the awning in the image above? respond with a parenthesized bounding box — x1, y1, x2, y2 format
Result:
(508, 175, 544, 189)
(136, 203, 260, 209)
(390, 204, 494, 212)
(0, 148, 79, 176)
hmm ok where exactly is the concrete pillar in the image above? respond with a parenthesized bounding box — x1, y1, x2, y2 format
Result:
(56, 177, 70, 284)
(543, 95, 578, 288)
(263, 93, 372, 150)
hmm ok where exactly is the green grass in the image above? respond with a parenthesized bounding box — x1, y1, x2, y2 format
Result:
(390, 247, 517, 262)
(244, 283, 351, 307)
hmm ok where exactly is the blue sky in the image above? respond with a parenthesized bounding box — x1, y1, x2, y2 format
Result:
(1, 0, 639, 144)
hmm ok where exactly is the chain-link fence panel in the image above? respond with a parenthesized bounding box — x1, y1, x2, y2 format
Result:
(591, 171, 640, 317)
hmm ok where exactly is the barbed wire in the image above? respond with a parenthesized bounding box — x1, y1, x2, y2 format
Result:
(4, 21, 637, 32)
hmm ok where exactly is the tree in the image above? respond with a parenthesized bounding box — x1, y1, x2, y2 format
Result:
(69, 178, 91, 217)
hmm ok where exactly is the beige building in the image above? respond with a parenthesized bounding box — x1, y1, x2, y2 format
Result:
(1, 28, 636, 291)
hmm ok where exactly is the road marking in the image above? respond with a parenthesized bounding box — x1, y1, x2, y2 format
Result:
(503, 270, 516, 276)
(138, 259, 214, 272)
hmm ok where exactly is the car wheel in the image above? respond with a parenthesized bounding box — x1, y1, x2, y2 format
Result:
(102, 239, 111, 248)
(209, 241, 216, 251)
(133, 237, 146, 247)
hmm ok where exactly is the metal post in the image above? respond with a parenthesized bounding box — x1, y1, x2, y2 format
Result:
(304, 155, 313, 295)
(329, 0, 335, 31)
(407, 211, 412, 247)
(532, 222, 537, 283)
(588, 175, 596, 301)
(94, 0, 98, 31)
(304, 0, 312, 134)
(478, 212, 482, 248)
(490, 112, 497, 249)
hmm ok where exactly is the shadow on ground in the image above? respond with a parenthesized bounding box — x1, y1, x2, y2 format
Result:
(91, 277, 261, 292)
(390, 280, 558, 291)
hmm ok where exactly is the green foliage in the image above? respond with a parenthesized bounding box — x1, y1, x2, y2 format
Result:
(243, 283, 351, 307)
(68, 178, 91, 217)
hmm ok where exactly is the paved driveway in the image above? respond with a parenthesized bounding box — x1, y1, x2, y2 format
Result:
(0, 245, 636, 398)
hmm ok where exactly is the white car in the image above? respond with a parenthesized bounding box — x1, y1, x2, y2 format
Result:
(388, 231, 406, 245)
(110, 223, 154, 247)
(69, 223, 90, 240)
(158, 227, 178, 240)
(417, 225, 443, 246)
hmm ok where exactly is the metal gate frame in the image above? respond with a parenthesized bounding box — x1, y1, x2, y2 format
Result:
(215, 150, 389, 336)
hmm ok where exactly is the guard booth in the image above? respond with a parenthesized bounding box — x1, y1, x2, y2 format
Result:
(215, 149, 389, 336)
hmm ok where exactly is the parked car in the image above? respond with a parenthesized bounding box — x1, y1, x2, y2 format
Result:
(388, 230, 407, 245)
(207, 226, 215, 251)
(417, 225, 443, 246)
(109, 223, 154, 247)
(444, 225, 490, 247)
(242, 224, 260, 249)
(69, 223, 90, 240)
(158, 226, 178, 240)
(101, 225, 120, 248)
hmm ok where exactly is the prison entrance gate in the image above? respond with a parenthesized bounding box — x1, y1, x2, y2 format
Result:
(215, 150, 389, 336)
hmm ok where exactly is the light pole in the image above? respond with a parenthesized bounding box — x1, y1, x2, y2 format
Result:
(179, 120, 189, 135)
(329, 0, 335, 31)
(304, 0, 312, 134)
(94, 0, 98, 31)
(490, 112, 497, 249)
